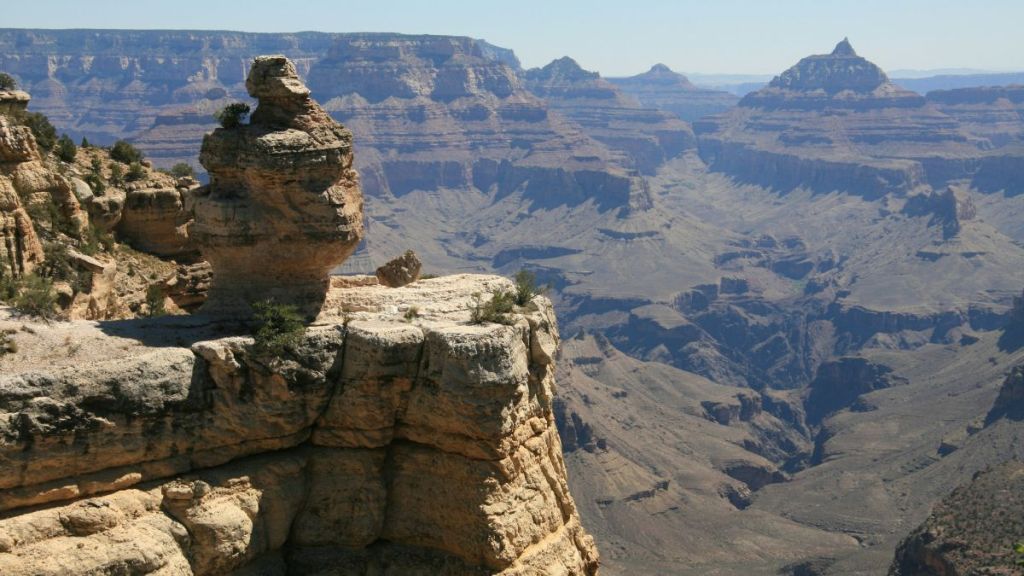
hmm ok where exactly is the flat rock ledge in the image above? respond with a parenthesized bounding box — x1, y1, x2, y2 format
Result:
(0, 274, 599, 576)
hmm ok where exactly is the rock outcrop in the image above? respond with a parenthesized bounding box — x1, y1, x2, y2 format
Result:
(608, 63, 739, 122)
(191, 55, 363, 318)
(888, 460, 1024, 575)
(375, 249, 422, 287)
(0, 91, 44, 278)
(694, 39, 984, 197)
(524, 57, 696, 175)
(0, 274, 599, 575)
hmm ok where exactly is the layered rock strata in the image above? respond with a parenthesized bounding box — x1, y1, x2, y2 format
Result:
(524, 57, 696, 175)
(694, 39, 984, 196)
(0, 274, 599, 575)
(191, 55, 363, 318)
(608, 63, 739, 123)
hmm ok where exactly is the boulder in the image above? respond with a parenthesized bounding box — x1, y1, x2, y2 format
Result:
(375, 250, 422, 287)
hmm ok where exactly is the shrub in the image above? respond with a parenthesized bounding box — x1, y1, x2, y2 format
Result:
(55, 134, 76, 162)
(0, 72, 16, 91)
(83, 172, 106, 195)
(19, 112, 57, 151)
(514, 269, 542, 306)
(250, 299, 305, 357)
(81, 221, 115, 255)
(80, 136, 90, 148)
(0, 330, 15, 357)
(403, 306, 420, 322)
(170, 162, 195, 178)
(215, 102, 251, 129)
(109, 139, 143, 164)
(12, 274, 58, 319)
(126, 161, 145, 182)
(145, 284, 166, 317)
(25, 196, 76, 238)
(469, 290, 516, 325)
(109, 163, 124, 186)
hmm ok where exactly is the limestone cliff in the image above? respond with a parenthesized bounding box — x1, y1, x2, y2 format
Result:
(0, 275, 599, 575)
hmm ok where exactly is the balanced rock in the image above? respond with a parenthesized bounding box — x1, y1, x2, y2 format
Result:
(375, 249, 422, 287)
(191, 55, 363, 318)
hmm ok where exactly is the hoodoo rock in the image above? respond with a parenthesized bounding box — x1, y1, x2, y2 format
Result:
(191, 55, 363, 318)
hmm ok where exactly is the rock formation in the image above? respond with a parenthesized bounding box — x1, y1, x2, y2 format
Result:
(375, 249, 422, 287)
(0, 91, 44, 278)
(191, 55, 363, 318)
(608, 63, 739, 122)
(694, 39, 984, 197)
(888, 460, 1024, 575)
(0, 275, 600, 575)
(524, 57, 696, 175)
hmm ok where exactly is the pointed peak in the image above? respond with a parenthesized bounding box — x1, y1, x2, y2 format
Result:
(832, 37, 857, 57)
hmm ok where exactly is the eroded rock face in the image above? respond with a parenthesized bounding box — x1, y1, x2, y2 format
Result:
(889, 460, 1024, 575)
(192, 55, 363, 318)
(608, 63, 739, 123)
(0, 275, 599, 575)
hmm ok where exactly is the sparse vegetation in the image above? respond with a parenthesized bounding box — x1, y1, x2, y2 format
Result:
(250, 299, 305, 357)
(514, 269, 543, 306)
(109, 139, 143, 164)
(469, 289, 516, 325)
(0, 72, 16, 91)
(109, 162, 124, 186)
(170, 162, 195, 178)
(55, 134, 76, 162)
(81, 221, 115, 255)
(17, 111, 57, 151)
(403, 306, 420, 322)
(126, 161, 145, 182)
(215, 102, 251, 129)
(80, 136, 90, 148)
(1016, 542, 1024, 567)
(145, 284, 166, 317)
(10, 274, 59, 320)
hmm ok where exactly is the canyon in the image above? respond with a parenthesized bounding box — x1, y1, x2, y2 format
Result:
(2, 28, 1024, 575)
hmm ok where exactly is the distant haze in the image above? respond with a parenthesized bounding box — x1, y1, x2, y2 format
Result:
(4, 0, 1024, 76)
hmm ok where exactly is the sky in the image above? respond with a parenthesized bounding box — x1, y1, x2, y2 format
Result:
(4, 0, 1024, 76)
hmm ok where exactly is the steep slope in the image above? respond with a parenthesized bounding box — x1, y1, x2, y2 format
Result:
(608, 64, 739, 122)
(889, 460, 1024, 575)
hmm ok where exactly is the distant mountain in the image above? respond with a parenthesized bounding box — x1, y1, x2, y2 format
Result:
(695, 38, 993, 198)
(607, 63, 739, 122)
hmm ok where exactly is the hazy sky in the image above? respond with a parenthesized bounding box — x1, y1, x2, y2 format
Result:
(5, 0, 1023, 76)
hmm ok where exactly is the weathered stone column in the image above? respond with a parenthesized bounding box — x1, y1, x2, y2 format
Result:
(191, 55, 363, 319)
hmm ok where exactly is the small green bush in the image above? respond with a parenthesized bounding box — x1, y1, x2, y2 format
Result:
(170, 162, 194, 178)
(0, 330, 15, 356)
(18, 112, 57, 151)
(215, 102, 251, 129)
(81, 221, 115, 255)
(83, 172, 106, 195)
(109, 163, 124, 186)
(0, 73, 16, 91)
(514, 269, 541, 306)
(145, 284, 166, 318)
(250, 299, 305, 357)
(80, 137, 91, 148)
(126, 161, 145, 182)
(469, 290, 516, 325)
(55, 134, 76, 162)
(403, 306, 420, 322)
(109, 139, 143, 164)
(12, 274, 58, 319)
